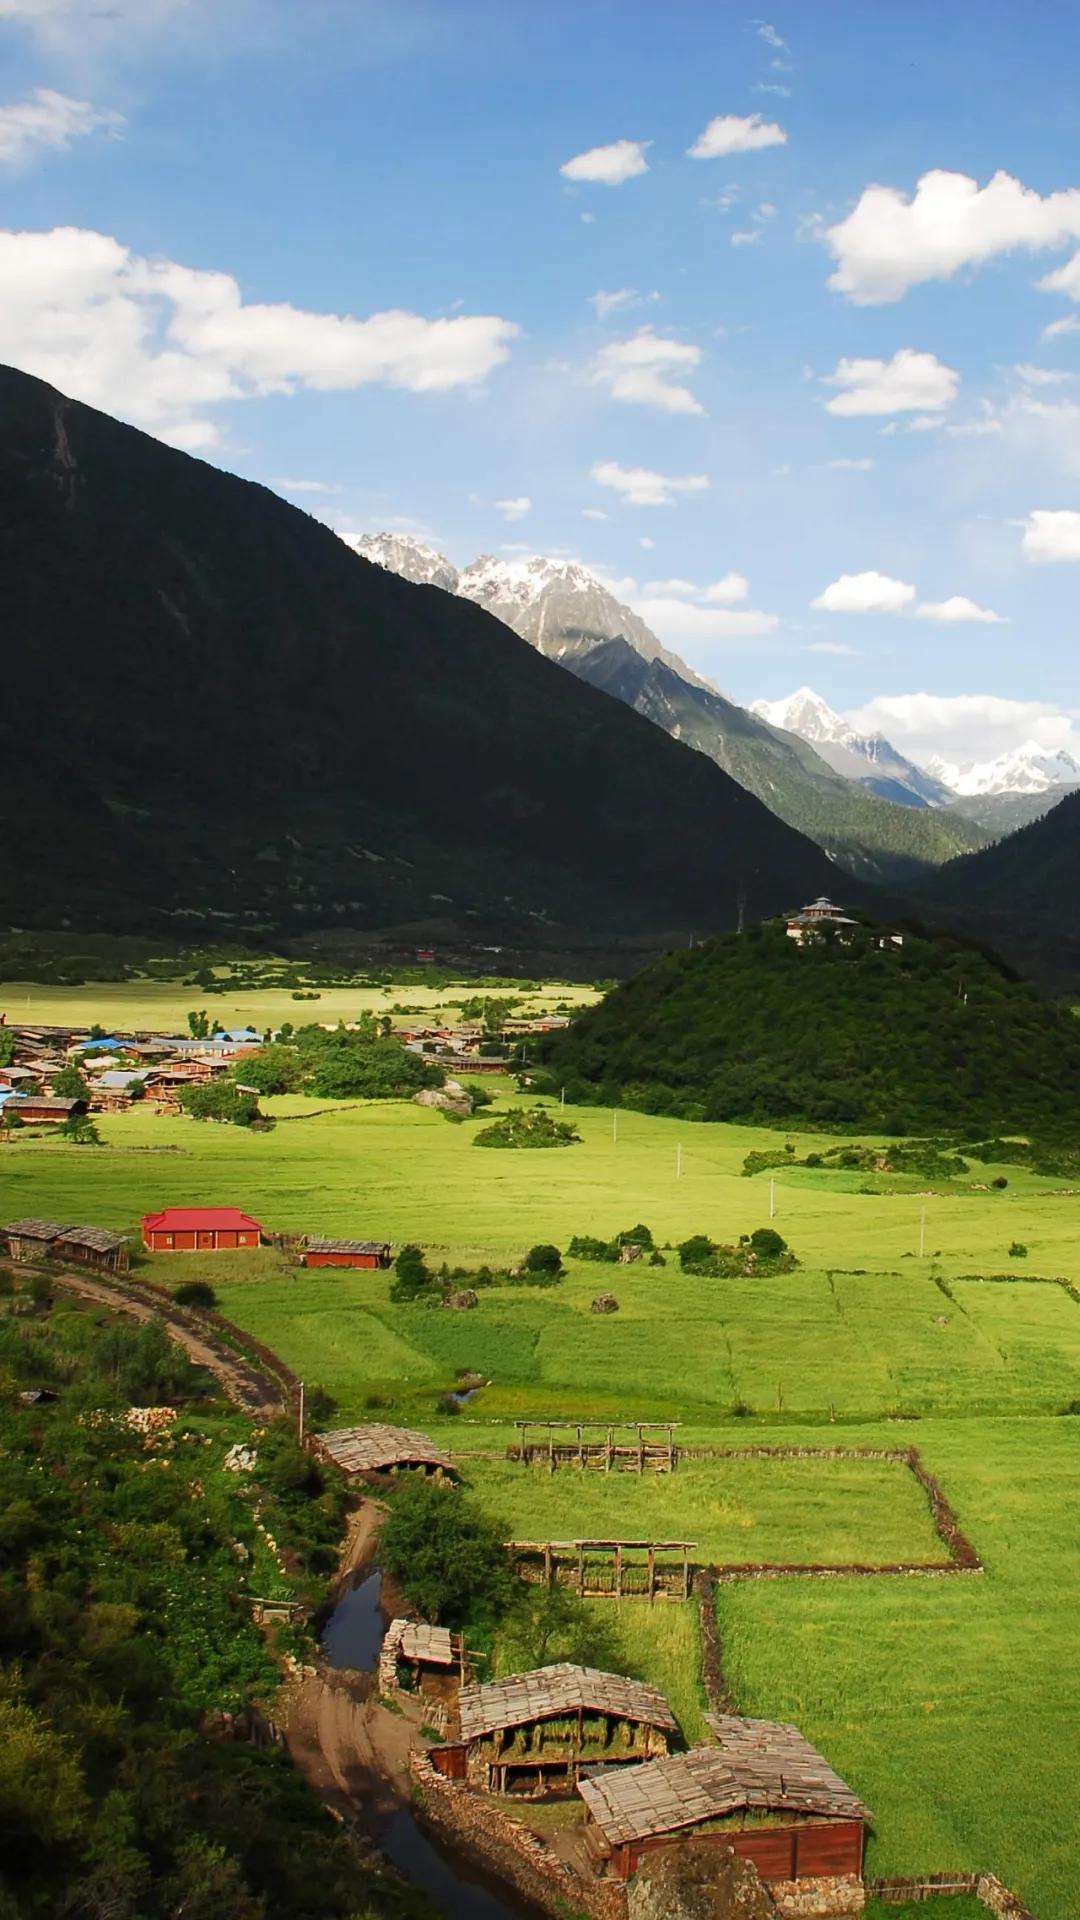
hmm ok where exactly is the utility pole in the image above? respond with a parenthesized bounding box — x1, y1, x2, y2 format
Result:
(298, 1380, 305, 1443)
(612, 1110, 618, 1144)
(676, 1143, 683, 1179)
(769, 1178, 777, 1221)
(560, 1086, 565, 1108)
(919, 1209, 926, 1259)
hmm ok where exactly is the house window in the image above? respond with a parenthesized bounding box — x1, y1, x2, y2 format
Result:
(165, 1234, 174, 1248)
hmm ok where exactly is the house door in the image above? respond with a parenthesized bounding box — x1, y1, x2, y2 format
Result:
(197, 1231, 214, 1249)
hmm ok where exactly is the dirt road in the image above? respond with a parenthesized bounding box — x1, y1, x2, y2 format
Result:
(49, 1269, 281, 1415)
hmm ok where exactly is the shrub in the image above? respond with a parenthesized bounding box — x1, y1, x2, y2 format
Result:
(59, 1115, 101, 1146)
(522, 1243, 562, 1275)
(677, 1234, 716, 1272)
(473, 1107, 580, 1150)
(992, 1176, 1009, 1189)
(174, 1281, 218, 1310)
(1009, 1241, 1029, 1259)
(390, 1244, 432, 1302)
(748, 1227, 787, 1259)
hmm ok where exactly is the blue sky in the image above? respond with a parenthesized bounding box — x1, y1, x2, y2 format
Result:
(3, 0, 1080, 767)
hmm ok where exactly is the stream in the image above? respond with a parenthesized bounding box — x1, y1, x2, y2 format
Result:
(320, 1567, 539, 1920)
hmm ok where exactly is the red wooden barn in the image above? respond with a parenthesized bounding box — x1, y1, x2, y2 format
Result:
(299, 1239, 391, 1271)
(141, 1207, 263, 1253)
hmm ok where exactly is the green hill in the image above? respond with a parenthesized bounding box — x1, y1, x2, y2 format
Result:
(543, 919, 1080, 1135)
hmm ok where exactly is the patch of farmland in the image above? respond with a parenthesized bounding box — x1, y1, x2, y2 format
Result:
(716, 1418, 1079, 1920)
(460, 1454, 949, 1568)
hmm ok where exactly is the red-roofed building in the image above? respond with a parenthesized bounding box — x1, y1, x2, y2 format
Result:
(141, 1208, 263, 1253)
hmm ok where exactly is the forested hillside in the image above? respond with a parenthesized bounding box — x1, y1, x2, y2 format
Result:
(543, 920, 1080, 1134)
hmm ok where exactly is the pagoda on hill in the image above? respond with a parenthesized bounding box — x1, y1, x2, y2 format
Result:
(784, 895, 859, 946)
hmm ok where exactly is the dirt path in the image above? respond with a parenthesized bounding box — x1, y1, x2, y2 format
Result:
(49, 1270, 281, 1415)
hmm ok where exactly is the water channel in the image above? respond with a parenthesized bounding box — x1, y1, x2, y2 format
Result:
(320, 1565, 538, 1920)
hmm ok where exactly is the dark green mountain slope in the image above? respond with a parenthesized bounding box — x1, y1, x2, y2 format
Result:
(544, 920, 1080, 1134)
(572, 641, 987, 883)
(925, 790, 1080, 917)
(0, 365, 845, 941)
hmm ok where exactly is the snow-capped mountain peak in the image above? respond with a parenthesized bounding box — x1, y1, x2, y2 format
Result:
(922, 741, 1080, 797)
(349, 531, 460, 592)
(751, 686, 856, 749)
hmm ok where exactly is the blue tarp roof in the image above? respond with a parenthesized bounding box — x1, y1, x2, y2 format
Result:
(77, 1038, 125, 1052)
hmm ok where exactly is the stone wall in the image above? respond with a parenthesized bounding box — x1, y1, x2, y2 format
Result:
(409, 1750, 627, 1920)
(976, 1872, 1039, 1920)
(771, 1874, 866, 1917)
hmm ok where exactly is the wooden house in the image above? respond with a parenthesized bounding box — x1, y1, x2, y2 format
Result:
(2, 1094, 86, 1126)
(141, 1207, 263, 1253)
(433, 1665, 678, 1797)
(577, 1715, 872, 1886)
(314, 1422, 458, 1479)
(1, 1220, 129, 1272)
(299, 1239, 391, 1271)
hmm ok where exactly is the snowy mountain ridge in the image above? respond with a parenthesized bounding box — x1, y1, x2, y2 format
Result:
(751, 688, 953, 809)
(923, 742, 1080, 798)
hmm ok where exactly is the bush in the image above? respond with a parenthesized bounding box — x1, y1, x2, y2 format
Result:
(174, 1281, 218, 1310)
(1009, 1241, 1029, 1259)
(378, 1479, 518, 1631)
(59, 1115, 101, 1146)
(748, 1227, 787, 1259)
(179, 1082, 258, 1127)
(522, 1243, 563, 1275)
(390, 1243, 432, 1302)
(473, 1107, 580, 1150)
(677, 1234, 716, 1272)
(992, 1176, 1009, 1189)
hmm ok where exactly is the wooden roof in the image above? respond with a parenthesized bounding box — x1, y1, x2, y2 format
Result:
(458, 1664, 678, 1743)
(306, 1238, 390, 1255)
(55, 1226, 128, 1254)
(578, 1721, 871, 1847)
(385, 1618, 456, 1666)
(316, 1423, 457, 1476)
(3, 1218, 70, 1241)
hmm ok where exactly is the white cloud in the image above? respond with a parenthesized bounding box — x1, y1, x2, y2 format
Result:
(590, 460, 709, 508)
(824, 167, 1080, 305)
(589, 287, 659, 320)
(703, 573, 750, 603)
(272, 477, 342, 495)
(756, 22, 788, 48)
(494, 496, 531, 520)
(1038, 252, 1080, 301)
(754, 82, 791, 97)
(1021, 508, 1080, 561)
(581, 507, 610, 521)
(823, 348, 959, 416)
(687, 113, 787, 160)
(0, 225, 519, 447)
(730, 230, 762, 248)
(560, 139, 650, 186)
(643, 577, 698, 596)
(639, 536, 655, 549)
(914, 596, 1004, 624)
(812, 570, 917, 614)
(0, 87, 123, 166)
(591, 328, 704, 416)
(755, 203, 778, 221)
(809, 641, 860, 656)
(1013, 363, 1071, 386)
(631, 596, 778, 644)
(1043, 315, 1080, 340)
(828, 456, 875, 470)
(846, 691, 1080, 765)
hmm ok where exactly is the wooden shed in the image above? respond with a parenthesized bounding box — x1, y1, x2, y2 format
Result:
(434, 1664, 678, 1797)
(141, 1208, 263, 1253)
(577, 1715, 872, 1885)
(299, 1239, 391, 1270)
(2, 1095, 86, 1127)
(52, 1226, 129, 1273)
(314, 1423, 458, 1480)
(379, 1618, 463, 1699)
(2, 1219, 71, 1261)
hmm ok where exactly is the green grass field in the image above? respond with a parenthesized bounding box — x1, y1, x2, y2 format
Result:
(5, 995, 1080, 1917)
(0, 977, 598, 1033)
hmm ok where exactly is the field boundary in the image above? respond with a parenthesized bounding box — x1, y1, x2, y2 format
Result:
(869, 1872, 1038, 1917)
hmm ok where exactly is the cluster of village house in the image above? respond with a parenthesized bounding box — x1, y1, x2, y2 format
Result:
(0, 1008, 570, 1125)
(314, 1424, 872, 1916)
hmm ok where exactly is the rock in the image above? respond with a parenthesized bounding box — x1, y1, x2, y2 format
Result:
(443, 1289, 478, 1310)
(591, 1292, 620, 1314)
(224, 1443, 258, 1472)
(628, 1842, 774, 1920)
(414, 1087, 473, 1117)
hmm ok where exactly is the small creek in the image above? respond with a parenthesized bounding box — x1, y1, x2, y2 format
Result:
(320, 1569, 538, 1920)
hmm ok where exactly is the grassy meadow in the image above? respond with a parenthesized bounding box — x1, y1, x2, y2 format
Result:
(4, 989, 1080, 1915)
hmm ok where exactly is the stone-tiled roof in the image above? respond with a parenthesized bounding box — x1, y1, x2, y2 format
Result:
(578, 1719, 872, 1847)
(316, 1423, 457, 1476)
(459, 1664, 678, 1743)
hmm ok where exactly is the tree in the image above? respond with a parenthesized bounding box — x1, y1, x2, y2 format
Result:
(390, 1244, 432, 1302)
(378, 1479, 518, 1630)
(233, 1045, 301, 1097)
(748, 1227, 786, 1259)
(52, 1064, 90, 1101)
(473, 1108, 580, 1150)
(499, 1583, 624, 1675)
(187, 1010, 210, 1039)
(60, 1115, 101, 1146)
(0, 1028, 15, 1068)
(179, 1082, 258, 1127)
(293, 1024, 443, 1100)
(522, 1243, 562, 1275)
(174, 1281, 218, 1310)
(677, 1234, 715, 1272)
